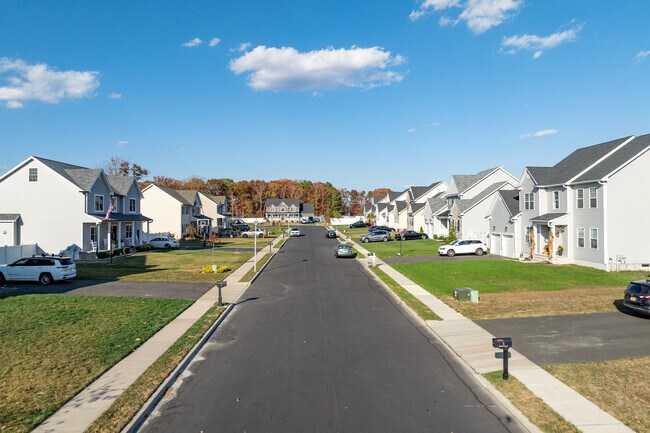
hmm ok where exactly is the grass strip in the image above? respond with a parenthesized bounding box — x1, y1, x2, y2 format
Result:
(369, 266, 441, 320)
(0, 295, 191, 433)
(543, 356, 650, 433)
(239, 253, 272, 282)
(85, 306, 226, 433)
(484, 371, 579, 433)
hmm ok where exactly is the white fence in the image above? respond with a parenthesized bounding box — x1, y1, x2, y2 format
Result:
(0, 244, 44, 265)
(330, 216, 365, 226)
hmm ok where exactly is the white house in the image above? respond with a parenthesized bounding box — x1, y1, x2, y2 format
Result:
(516, 134, 650, 270)
(423, 197, 449, 238)
(486, 189, 521, 258)
(0, 156, 151, 254)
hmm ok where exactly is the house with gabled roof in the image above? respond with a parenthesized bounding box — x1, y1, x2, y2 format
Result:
(423, 196, 449, 238)
(265, 199, 314, 222)
(518, 134, 650, 270)
(407, 182, 447, 231)
(486, 189, 521, 258)
(0, 156, 151, 254)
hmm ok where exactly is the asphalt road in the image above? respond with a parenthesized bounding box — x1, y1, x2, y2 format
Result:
(477, 311, 650, 364)
(0, 279, 212, 300)
(139, 225, 527, 433)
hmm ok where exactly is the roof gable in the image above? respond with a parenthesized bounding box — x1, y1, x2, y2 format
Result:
(447, 167, 498, 197)
(573, 134, 650, 183)
(457, 182, 511, 215)
(497, 189, 520, 216)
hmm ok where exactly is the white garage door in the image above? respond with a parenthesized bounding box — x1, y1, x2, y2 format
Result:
(502, 234, 514, 258)
(490, 233, 501, 255)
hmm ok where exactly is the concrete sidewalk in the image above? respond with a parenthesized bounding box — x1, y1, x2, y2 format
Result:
(33, 235, 286, 433)
(336, 229, 633, 433)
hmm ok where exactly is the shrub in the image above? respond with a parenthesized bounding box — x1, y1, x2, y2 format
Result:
(216, 265, 231, 273)
(96, 251, 109, 259)
(445, 225, 457, 244)
(111, 248, 121, 257)
(122, 247, 130, 255)
(419, 226, 424, 233)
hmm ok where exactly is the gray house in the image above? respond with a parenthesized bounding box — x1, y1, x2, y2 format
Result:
(265, 199, 314, 222)
(516, 134, 650, 270)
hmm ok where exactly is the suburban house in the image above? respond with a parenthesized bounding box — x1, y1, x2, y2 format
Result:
(515, 134, 650, 270)
(486, 189, 521, 258)
(0, 156, 151, 255)
(407, 182, 447, 232)
(423, 197, 449, 238)
(373, 183, 447, 230)
(445, 167, 519, 243)
(265, 199, 314, 222)
(141, 185, 230, 237)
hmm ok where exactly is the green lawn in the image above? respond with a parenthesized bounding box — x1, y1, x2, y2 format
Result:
(393, 260, 649, 296)
(0, 295, 191, 433)
(77, 249, 253, 283)
(369, 266, 440, 320)
(239, 253, 272, 282)
(334, 225, 443, 258)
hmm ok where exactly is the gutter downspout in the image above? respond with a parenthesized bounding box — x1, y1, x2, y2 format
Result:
(599, 180, 609, 271)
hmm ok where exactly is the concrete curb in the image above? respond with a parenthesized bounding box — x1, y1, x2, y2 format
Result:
(248, 235, 286, 286)
(121, 303, 235, 433)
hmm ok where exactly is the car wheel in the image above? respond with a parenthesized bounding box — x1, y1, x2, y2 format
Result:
(242, 234, 248, 238)
(447, 249, 455, 257)
(475, 248, 484, 256)
(363, 238, 369, 243)
(382, 237, 388, 242)
(0, 272, 5, 283)
(164, 244, 171, 249)
(39, 273, 53, 285)
(421, 235, 427, 239)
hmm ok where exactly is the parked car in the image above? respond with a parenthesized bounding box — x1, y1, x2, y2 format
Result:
(623, 280, 650, 316)
(290, 228, 301, 237)
(349, 221, 368, 229)
(438, 239, 487, 257)
(149, 237, 180, 249)
(232, 224, 250, 232)
(0, 255, 77, 285)
(326, 230, 337, 238)
(216, 229, 237, 238)
(369, 225, 395, 232)
(396, 230, 428, 241)
(335, 244, 355, 258)
(241, 228, 266, 238)
(360, 230, 391, 243)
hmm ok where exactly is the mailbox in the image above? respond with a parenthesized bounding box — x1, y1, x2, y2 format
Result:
(492, 337, 512, 349)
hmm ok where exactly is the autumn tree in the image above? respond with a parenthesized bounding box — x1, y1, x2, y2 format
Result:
(104, 156, 150, 180)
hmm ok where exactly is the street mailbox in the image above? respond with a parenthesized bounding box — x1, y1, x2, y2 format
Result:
(492, 337, 512, 380)
(216, 281, 227, 307)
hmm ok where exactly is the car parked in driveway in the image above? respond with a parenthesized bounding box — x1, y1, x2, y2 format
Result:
(241, 228, 266, 238)
(438, 239, 487, 257)
(360, 230, 390, 243)
(326, 230, 337, 238)
(369, 225, 395, 232)
(349, 220, 368, 229)
(623, 280, 650, 316)
(149, 237, 180, 249)
(290, 228, 301, 237)
(335, 244, 355, 258)
(396, 230, 428, 241)
(0, 255, 76, 285)
(216, 229, 237, 238)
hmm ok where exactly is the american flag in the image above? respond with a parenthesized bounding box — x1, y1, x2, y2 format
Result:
(105, 202, 114, 221)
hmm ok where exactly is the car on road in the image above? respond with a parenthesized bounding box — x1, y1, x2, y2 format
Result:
(396, 230, 428, 241)
(216, 229, 237, 238)
(326, 230, 337, 238)
(369, 225, 395, 232)
(438, 239, 487, 257)
(623, 280, 650, 316)
(349, 220, 368, 229)
(360, 230, 391, 243)
(290, 228, 301, 237)
(149, 237, 180, 249)
(335, 244, 355, 258)
(240, 228, 266, 238)
(0, 255, 77, 285)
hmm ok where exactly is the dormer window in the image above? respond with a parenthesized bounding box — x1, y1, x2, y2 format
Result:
(524, 193, 534, 210)
(94, 195, 104, 212)
(29, 168, 38, 182)
(129, 198, 136, 213)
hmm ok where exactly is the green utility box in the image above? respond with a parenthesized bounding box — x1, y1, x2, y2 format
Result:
(454, 287, 479, 302)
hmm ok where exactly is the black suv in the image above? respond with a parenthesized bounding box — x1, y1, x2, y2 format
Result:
(624, 280, 650, 316)
(217, 229, 237, 238)
(349, 221, 368, 229)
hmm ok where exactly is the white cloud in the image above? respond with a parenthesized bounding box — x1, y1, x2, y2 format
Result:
(502, 24, 583, 58)
(635, 50, 650, 61)
(208, 38, 221, 47)
(520, 129, 558, 140)
(431, 121, 441, 127)
(116, 140, 128, 147)
(408, 128, 417, 133)
(410, 0, 521, 33)
(108, 92, 122, 99)
(0, 58, 99, 108)
(231, 42, 252, 53)
(182, 37, 202, 47)
(229, 45, 405, 92)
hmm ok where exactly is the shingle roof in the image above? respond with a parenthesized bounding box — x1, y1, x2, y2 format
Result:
(64, 168, 104, 192)
(456, 182, 509, 215)
(106, 175, 137, 196)
(156, 185, 194, 205)
(301, 203, 314, 213)
(573, 134, 650, 183)
(0, 213, 20, 221)
(410, 181, 443, 201)
(377, 203, 388, 212)
(449, 168, 498, 196)
(530, 213, 568, 223)
(265, 198, 300, 207)
(411, 202, 425, 213)
(387, 191, 401, 202)
(175, 190, 198, 204)
(427, 197, 447, 214)
(33, 157, 87, 186)
(497, 189, 520, 216)
(527, 135, 632, 185)
(396, 201, 407, 213)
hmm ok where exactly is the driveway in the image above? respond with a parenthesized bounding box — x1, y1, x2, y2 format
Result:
(139, 225, 527, 433)
(383, 253, 504, 265)
(477, 311, 650, 364)
(0, 279, 213, 300)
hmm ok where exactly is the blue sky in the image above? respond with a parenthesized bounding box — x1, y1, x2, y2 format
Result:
(1, 0, 649, 191)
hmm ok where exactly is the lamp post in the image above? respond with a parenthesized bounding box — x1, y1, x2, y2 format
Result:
(254, 220, 258, 273)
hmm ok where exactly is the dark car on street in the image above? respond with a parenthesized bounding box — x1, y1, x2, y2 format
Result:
(216, 229, 237, 238)
(396, 230, 428, 241)
(623, 280, 650, 316)
(349, 220, 368, 229)
(369, 225, 395, 232)
(326, 230, 337, 238)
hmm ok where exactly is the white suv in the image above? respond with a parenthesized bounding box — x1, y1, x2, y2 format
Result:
(0, 255, 77, 285)
(438, 240, 488, 257)
(149, 237, 180, 249)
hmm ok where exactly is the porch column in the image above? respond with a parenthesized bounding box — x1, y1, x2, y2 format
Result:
(96, 223, 100, 252)
(107, 223, 112, 251)
(532, 225, 538, 254)
(117, 222, 122, 248)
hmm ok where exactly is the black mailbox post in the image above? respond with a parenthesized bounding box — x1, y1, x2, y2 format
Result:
(216, 281, 227, 307)
(492, 337, 512, 380)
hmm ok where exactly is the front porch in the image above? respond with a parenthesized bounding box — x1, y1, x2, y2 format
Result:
(529, 213, 569, 263)
(86, 214, 153, 252)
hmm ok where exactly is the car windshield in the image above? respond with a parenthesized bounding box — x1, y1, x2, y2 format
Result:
(448, 240, 459, 245)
